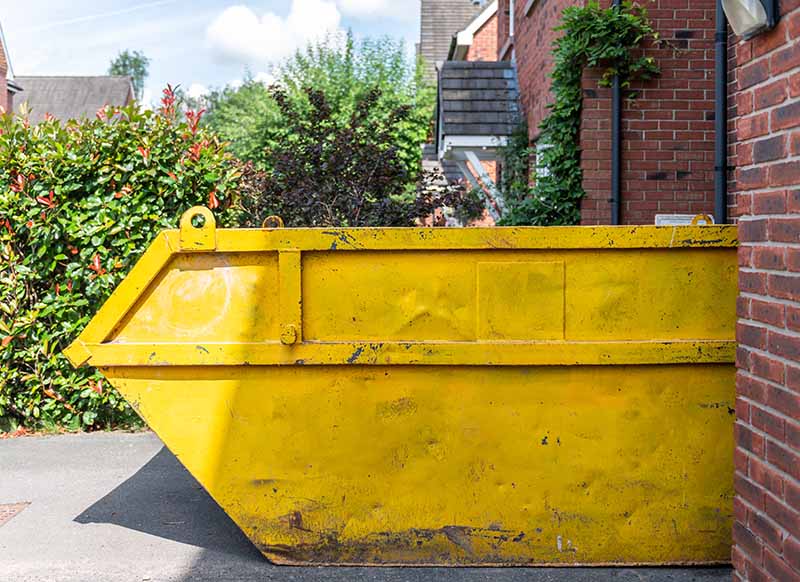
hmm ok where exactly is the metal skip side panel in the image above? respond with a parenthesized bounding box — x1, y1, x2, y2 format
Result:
(66, 208, 739, 566)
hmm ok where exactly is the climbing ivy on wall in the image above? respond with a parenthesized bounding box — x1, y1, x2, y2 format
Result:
(500, 1, 660, 225)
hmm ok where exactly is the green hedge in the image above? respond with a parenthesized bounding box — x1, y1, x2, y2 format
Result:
(0, 89, 240, 432)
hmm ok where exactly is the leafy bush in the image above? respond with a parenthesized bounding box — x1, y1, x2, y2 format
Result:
(205, 33, 434, 182)
(235, 86, 474, 228)
(0, 88, 239, 431)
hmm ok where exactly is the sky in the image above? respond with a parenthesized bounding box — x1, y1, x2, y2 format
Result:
(1, 0, 421, 104)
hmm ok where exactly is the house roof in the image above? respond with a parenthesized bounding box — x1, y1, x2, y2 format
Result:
(0, 21, 12, 76)
(13, 76, 134, 123)
(450, 0, 498, 60)
(437, 61, 520, 149)
(419, 0, 487, 81)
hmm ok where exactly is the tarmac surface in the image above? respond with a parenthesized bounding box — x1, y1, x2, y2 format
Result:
(0, 432, 733, 582)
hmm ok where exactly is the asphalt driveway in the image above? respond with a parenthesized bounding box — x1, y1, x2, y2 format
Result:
(0, 432, 732, 582)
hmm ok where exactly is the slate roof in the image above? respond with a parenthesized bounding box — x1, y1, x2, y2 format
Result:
(419, 0, 486, 81)
(14, 76, 134, 123)
(437, 61, 520, 139)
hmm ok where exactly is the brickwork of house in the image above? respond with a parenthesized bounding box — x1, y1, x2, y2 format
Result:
(498, 0, 579, 137)
(466, 10, 499, 61)
(501, 0, 720, 225)
(497, 0, 512, 58)
(580, 0, 719, 225)
(0, 35, 8, 113)
(730, 0, 800, 579)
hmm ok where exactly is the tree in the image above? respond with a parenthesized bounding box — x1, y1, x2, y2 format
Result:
(205, 33, 435, 182)
(201, 77, 280, 163)
(108, 50, 150, 101)
(234, 86, 477, 228)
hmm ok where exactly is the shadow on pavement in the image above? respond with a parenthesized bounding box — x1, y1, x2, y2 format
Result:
(75, 445, 732, 581)
(74, 446, 262, 562)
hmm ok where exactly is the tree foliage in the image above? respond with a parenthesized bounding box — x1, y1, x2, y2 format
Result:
(235, 86, 474, 228)
(205, 33, 434, 181)
(108, 49, 150, 101)
(0, 87, 239, 431)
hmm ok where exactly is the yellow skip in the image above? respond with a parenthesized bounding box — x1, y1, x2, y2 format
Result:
(66, 207, 738, 566)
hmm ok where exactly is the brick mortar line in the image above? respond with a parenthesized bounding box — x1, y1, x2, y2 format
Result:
(739, 265, 800, 277)
(735, 445, 799, 494)
(739, 286, 800, 308)
(741, 291, 800, 308)
(737, 212, 800, 220)
(738, 240, 800, 250)
(737, 382, 800, 426)
(736, 150, 800, 171)
(737, 314, 799, 337)
(733, 472, 799, 545)
(736, 416, 800, 459)
(738, 335, 800, 368)
(736, 469, 797, 529)
(735, 80, 800, 120)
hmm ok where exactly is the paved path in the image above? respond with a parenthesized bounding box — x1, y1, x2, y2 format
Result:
(0, 432, 731, 582)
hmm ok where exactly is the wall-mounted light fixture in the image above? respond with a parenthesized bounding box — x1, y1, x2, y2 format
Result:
(721, 0, 780, 38)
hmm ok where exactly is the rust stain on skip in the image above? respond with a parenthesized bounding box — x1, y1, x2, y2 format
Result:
(63, 207, 738, 566)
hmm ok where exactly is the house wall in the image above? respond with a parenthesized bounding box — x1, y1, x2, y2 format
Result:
(466, 11, 499, 61)
(497, 0, 512, 58)
(504, 0, 719, 225)
(730, 2, 800, 579)
(465, 12, 500, 184)
(0, 36, 8, 113)
(499, 0, 580, 138)
(580, 0, 718, 225)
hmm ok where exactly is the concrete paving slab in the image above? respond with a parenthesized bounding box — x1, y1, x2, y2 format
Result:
(0, 432, 732, 582)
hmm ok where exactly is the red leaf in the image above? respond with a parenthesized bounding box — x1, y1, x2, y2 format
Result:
(208, 190, 220, 209)
(1, 336, 13, 348)
(36, 190, 56, 209)
(88, 253, 107, 276)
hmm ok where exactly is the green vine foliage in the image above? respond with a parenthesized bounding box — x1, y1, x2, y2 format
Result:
(500, 1, 660, 226)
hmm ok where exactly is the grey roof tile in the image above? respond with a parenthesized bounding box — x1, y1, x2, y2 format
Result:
(437, 61, 521, 139)
(14, 76, 134, 123)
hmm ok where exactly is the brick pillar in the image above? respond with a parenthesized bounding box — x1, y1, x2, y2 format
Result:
(731, 2, 800, 579)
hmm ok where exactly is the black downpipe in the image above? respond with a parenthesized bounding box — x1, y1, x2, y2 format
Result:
(714, 0, 728, 224)
(611, 0, 622, 225)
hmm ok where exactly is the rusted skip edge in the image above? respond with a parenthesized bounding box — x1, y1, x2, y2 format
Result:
(187, 225, 738, 252)
(79, 339, 737, 368)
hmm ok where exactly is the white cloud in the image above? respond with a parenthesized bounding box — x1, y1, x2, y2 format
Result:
(141, 88, 155, 109)
(187, 83, 209, 99)
(336, 0, 416, 20)
(253, 71, 276, 86)
(206, 1, 342, 66)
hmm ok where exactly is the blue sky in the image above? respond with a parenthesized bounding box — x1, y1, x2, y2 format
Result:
(2, 1, 420, 103)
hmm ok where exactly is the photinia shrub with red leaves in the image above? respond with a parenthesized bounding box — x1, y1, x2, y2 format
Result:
(0, 87, 240, 431)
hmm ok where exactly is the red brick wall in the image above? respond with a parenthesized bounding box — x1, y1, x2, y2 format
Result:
(0, 39, 8, 113)
(498, 0, 512, 58)
(512, 0, 581, 139)
(580, 0, 718, 225)
(466, 13, 499, 61)
(731, 1, 800, 579)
